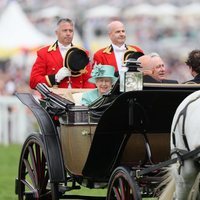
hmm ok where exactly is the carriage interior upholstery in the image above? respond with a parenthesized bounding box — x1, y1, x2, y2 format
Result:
(49, 87, 93, 106)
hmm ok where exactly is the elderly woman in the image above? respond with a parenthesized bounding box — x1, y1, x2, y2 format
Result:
(81, 65, 117, 106)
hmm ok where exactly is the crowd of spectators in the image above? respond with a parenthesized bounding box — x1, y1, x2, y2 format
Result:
(0, 60, 31, 96)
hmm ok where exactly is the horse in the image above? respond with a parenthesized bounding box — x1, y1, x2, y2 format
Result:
(159, 90, 200, 200)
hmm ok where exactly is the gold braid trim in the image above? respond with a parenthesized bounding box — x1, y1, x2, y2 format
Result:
(45, 75, 53, 87)
(48, 41, 58, 52)
(103, 45, 113, 54)
(126, 45, 137, 52)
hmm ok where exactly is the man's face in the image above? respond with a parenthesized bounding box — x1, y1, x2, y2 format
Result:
(138, 55, 152, 75)
(56, 22, 74, 46)
(109, 22, 126, 47)
(151, 57, 166, 80)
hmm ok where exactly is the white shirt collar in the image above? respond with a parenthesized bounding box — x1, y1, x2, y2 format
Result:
(58, 42, 72, 58)
(112, 44, 126, 52)
(58, 42, 71, 50)
(112, 44, 126, 71)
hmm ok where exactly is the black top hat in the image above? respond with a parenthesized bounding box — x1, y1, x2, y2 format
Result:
(123, 50, 144, 64)
(64, 46, 89, 77)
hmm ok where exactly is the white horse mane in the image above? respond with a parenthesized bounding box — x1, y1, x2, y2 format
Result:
(158, 90, 200, 200)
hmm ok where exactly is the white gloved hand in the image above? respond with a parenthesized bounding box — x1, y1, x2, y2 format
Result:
(55, 67, 71, 83)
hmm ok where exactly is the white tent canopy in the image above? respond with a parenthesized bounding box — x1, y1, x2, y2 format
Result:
(0, 1, 53, 50)
(85, 5, 120, 19)
(0, 1, 83, 59)
(123, 3, 178, 18)
(153, 3, 178, 16)
(179, 3, 200, 16)
(35, 6, 74, 19)
(123, 3, 154, 18)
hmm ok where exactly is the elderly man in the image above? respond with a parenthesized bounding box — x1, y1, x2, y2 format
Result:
(93, 20, 144, 76)
(138, 53, 178, 83)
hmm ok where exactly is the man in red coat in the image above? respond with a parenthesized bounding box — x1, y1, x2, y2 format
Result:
(93, 20, 144, 76)
(30, 18, 95, 89)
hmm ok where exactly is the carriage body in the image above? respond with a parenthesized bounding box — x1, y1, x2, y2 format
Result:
(15, 82, 200, 199)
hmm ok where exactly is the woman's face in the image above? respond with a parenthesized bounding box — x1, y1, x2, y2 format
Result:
(96, 77, 112, 95)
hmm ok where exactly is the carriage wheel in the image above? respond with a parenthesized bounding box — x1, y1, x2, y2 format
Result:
(17, 134, 59, 200)
(107, 166, 141, 200)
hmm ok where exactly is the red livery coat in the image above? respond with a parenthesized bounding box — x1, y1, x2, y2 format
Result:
(93, 44, 144, 72)
(30, 41, 95, 89)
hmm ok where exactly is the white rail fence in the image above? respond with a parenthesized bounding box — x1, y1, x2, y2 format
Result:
(0, 96, 38, 145)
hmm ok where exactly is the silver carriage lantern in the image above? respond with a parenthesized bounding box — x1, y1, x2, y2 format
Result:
(123, 58, 143, 92)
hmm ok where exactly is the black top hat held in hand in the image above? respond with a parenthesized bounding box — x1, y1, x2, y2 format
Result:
(64, 46, 89, 77)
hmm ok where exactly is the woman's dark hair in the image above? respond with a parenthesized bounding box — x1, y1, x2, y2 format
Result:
(185, 49, 200, 73)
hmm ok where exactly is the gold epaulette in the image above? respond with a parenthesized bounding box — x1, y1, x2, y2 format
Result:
(126, 45, 137, 52)
(103, 45, 113, 54)
(48, 41, 58, 52)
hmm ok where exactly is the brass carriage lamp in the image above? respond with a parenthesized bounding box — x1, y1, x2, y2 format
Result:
(123, 58, 143, 92)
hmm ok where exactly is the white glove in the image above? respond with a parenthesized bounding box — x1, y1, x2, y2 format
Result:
(55, 67, 71, 83)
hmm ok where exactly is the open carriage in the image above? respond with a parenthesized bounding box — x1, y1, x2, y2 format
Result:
(15, 81, 200, 200)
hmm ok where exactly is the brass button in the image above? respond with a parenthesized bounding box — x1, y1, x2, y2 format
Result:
(82, 130, 90, 136)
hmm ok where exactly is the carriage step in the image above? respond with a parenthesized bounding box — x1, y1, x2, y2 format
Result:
(58, 184, 81, 193)
(15, 178, 19, 195)
(60, 194, 106, 199)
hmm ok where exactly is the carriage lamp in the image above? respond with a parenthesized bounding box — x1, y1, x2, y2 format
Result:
(121, 58, 143, 92)
(119, 65, 128, 92)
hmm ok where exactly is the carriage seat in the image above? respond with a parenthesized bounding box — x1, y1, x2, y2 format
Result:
(49, 87, 93, 106)
(48, 87, 96, 175)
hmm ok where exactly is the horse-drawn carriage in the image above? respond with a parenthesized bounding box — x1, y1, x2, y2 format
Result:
(15, 81, 200, 200)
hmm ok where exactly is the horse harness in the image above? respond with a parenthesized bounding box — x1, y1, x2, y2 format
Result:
(124, 94, 200, 179)
(171, 94, 200, 173)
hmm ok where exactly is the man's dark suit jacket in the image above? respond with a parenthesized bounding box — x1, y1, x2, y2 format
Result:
(143, 75, 178, 84)
(183, 74, 200, 84)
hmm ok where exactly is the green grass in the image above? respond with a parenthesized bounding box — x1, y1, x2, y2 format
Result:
(0, 144, 21, 200)
(0, 144, 156, 200)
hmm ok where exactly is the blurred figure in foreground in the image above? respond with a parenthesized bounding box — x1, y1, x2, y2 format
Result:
(30, 18, 94, 89)
(184, 49, 200, 83)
